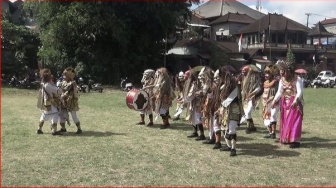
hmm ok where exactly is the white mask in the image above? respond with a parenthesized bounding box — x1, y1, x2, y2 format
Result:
(214, 69, 220, 84)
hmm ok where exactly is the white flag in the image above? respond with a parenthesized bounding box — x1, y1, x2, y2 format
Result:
(238, 34, 242, 52)
(313, 55, 315, 63)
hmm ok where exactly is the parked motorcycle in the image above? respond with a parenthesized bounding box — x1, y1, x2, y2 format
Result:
(311, 77, 322, 88)
(120, 77, 133, 91)
(18, 78, 40, 89)
(88, 80, 103, 93)
(9, 76, 19, 88)
(77, 83, 89, 93)
(311, 77, 335, 88)
(322, 79, 335, 88)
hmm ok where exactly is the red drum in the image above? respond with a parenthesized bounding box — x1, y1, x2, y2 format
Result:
(126, 89, 149, 111)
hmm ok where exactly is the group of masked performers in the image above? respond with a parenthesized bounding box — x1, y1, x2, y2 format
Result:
(136, 67, 176, 129)
(136, 60, 304, 153)
(36, 67, 82, 135)
(182, 66, 242, 156)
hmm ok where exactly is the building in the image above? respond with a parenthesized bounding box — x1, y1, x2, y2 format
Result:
(321, 18, 336, 34)
(193, 0, 264, 40)
(309, 21, 336, 72)
(193, 0, 264, 20)
(208, 12, 256, 41)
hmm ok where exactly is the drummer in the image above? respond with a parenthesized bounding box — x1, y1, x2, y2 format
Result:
(136, 69, 156, 126)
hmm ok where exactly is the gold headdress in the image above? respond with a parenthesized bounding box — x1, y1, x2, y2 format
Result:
(276, 60, 294, 71)
(63, 67, 76, 80)
(264, 64, 279, 76)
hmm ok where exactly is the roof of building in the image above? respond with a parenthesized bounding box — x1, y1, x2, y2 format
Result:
(239, 13, 310, 34)
(320, 18, 336, 25)
(193, 0, 265, 20)
(208, 12, 256, 25)
(308, 22, 335, 37)
(190, 13, 209, 25)
(216, 41, 238, 52)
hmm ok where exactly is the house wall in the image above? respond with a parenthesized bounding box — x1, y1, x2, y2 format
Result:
(211, 22, 249, 40)
(211, 24, 230, 40)
(324, 23, 336, 34)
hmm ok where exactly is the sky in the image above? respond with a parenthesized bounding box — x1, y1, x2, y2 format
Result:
(191, 0, 336, 28)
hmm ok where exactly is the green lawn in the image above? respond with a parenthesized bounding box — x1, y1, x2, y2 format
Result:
(2, 87, 336, 186)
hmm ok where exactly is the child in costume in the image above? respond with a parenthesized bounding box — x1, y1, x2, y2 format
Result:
(59, 67, 82, 134)
(36, 68, 63, 135)
(261, 65, 279, 139)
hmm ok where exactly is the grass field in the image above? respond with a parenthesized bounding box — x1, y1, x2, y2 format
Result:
(2, 87, 336, 186)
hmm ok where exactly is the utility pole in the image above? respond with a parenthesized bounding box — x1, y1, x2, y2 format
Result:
(164, 29, 167, 67)
(256, 0, 262, 11)
(305, 13, 312, 27)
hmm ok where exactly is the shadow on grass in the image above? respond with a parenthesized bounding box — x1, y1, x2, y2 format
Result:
(60, 131, 127, 137)
(238, 143, 301, 157)
(170, 123, 193, 131)
(300, 137, 336, 149)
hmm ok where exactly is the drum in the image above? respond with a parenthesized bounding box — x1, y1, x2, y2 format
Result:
(126, 89, 149, 111)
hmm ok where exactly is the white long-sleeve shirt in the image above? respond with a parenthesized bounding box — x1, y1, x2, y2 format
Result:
(273, 76, 303, 103)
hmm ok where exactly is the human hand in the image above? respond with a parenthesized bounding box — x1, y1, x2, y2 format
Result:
(270, 101, 276, 108)
(290, 100, 298, 108)
(248, 93, 255, 100)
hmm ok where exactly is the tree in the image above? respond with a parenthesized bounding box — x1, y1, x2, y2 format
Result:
(25, 1, 197, 84)
(1, 11, 40, 77)
(286, 45, 295, 64)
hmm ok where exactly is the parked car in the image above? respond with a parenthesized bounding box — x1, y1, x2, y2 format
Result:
(317, 70, 336, 82)
(310, 76, 335, 88)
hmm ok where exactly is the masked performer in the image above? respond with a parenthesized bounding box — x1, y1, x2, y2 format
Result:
(184, 67, 212, 141)
(271, 60, 303, 148)
(59, 67, 82, 134)
(173, 71, 186, 121)
(215, 66, 242, 156)
(199, 67, 219, 146)
(36, 68, 63, 135)
(153, 67, 176, 129)
(203, 68, 227, 149)
(262, 65, 279, 139)
(240, 65, 262, 134)
(137, 69, 156, 126)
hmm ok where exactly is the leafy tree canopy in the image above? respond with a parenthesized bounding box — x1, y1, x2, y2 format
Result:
(25, 1, 198, 84)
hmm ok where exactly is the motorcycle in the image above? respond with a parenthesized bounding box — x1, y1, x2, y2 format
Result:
(77, 77, 89, 93)
(322, 79, 335, 88)
(120, 77, 133, 91)
(88, 80, 103, 93)
(310, 77, 322, 88)
(77, 83, 89, 93)
(9, 76, 19, 88)
(13, 77, 40, 89)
